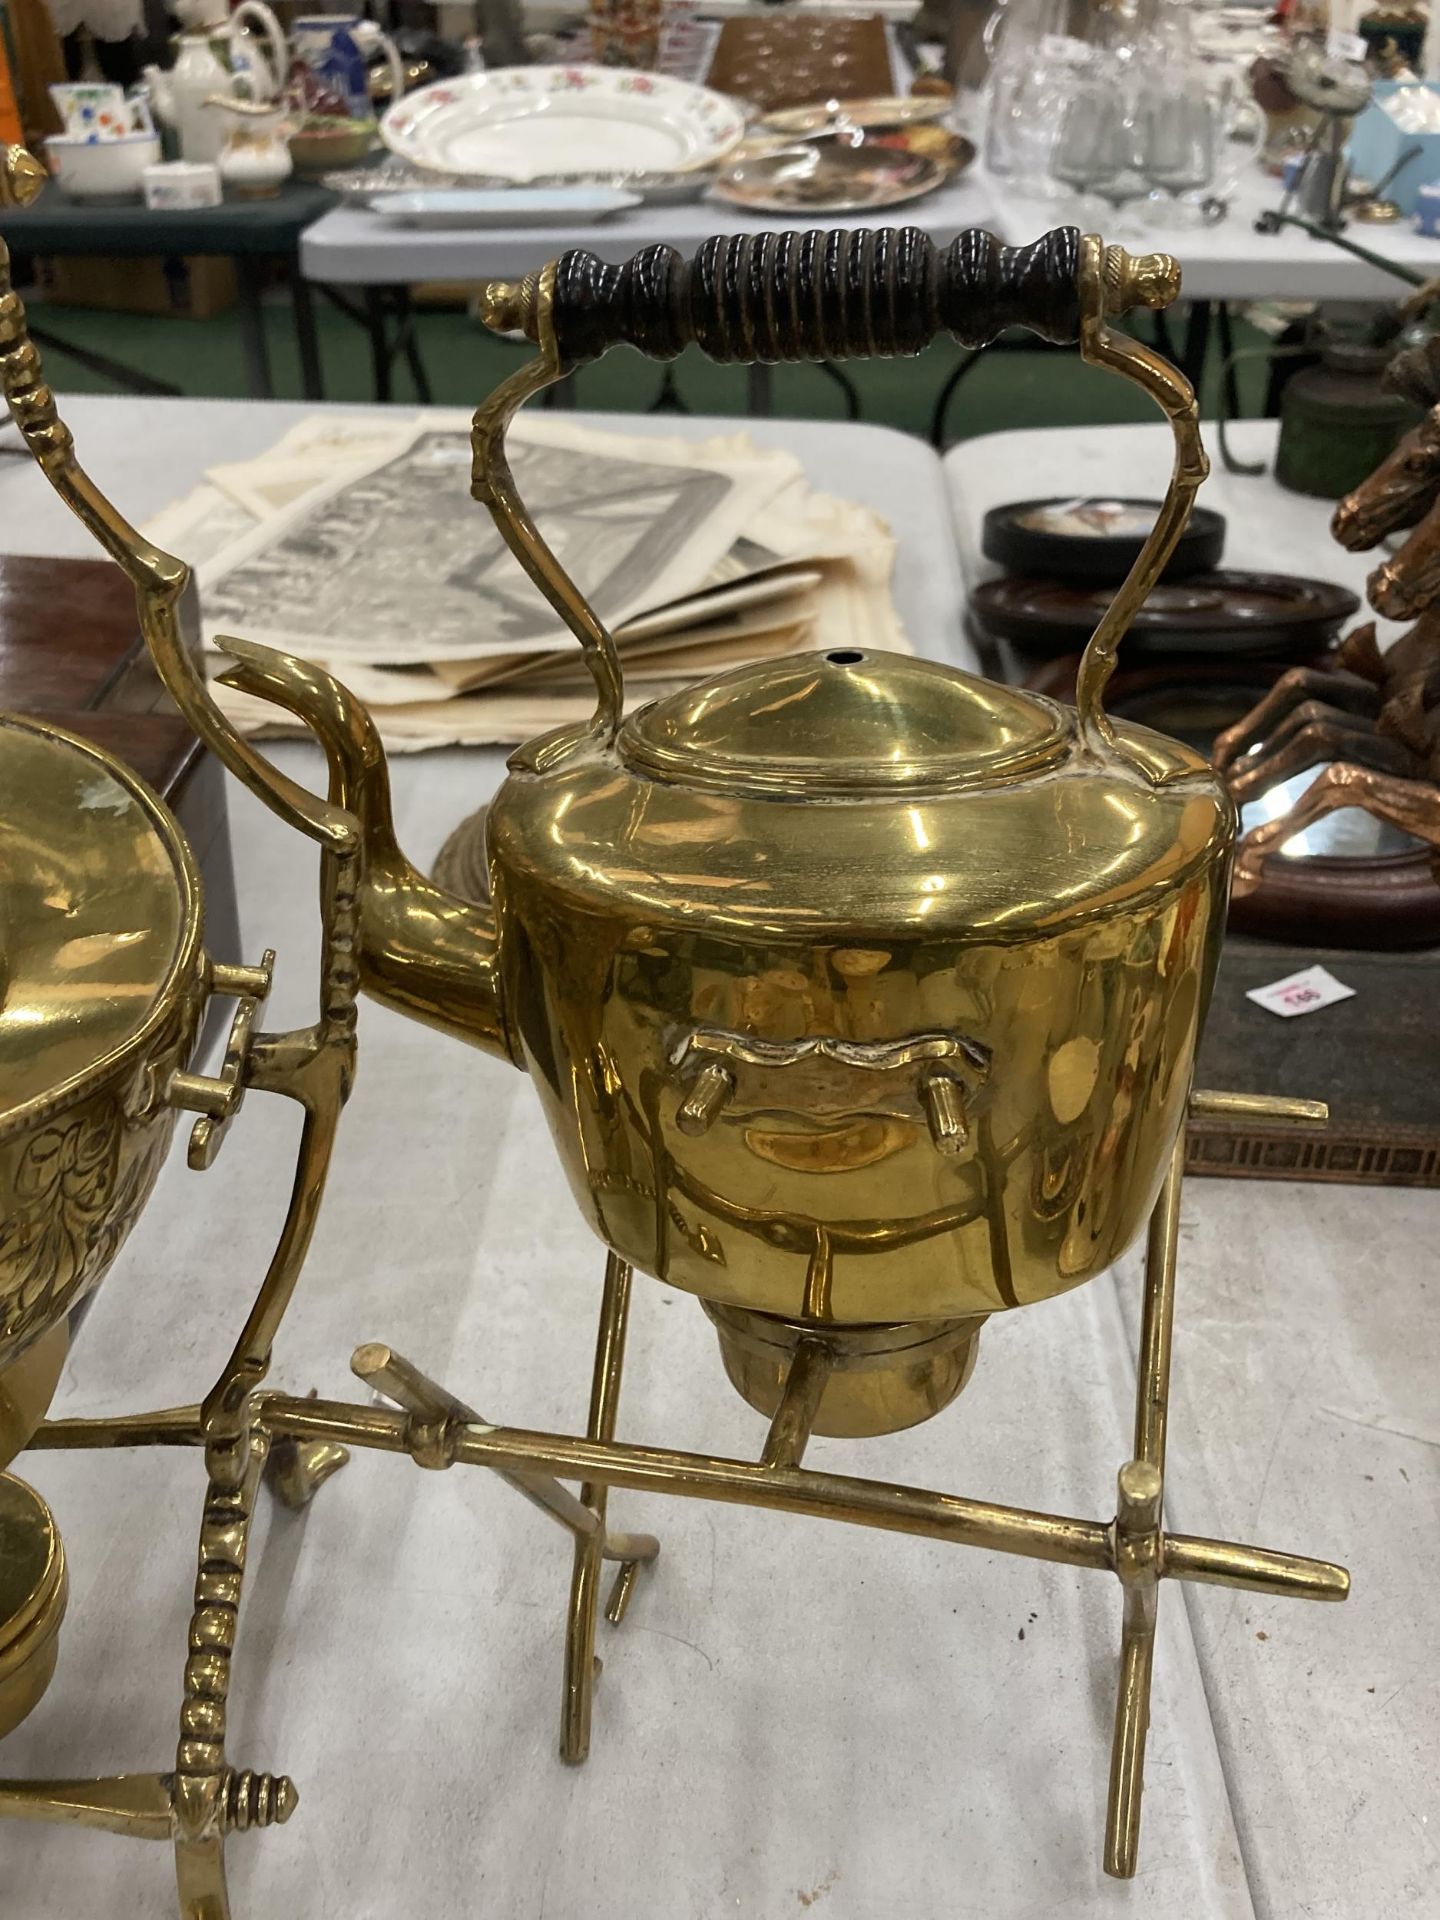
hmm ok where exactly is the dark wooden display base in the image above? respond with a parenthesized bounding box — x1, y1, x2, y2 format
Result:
(0, 552, 238, 976)
(1227, 849, 1440, 949)
(1189, 934, 1439, 1186)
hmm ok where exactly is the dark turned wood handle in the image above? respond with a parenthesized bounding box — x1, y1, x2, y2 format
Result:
(548, 227, 1083, 368)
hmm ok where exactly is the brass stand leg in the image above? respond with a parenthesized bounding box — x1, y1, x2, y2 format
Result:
(1103, 1131, 1183, 1880)
(174, 1433, 264, 1920)
(264, 1438, 350, 1511)
(561, 1252, 643, 1766)
(346, 1302, 660, 1768)
(263, 1393, 350, 1511)
(349, 1344, 657, 1579)
(347, 1324, 659, 1765)
(759, 1338, 832, 1470)
(1106, 1461, 1162, 1879)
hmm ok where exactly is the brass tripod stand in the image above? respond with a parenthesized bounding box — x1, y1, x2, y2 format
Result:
(10, 1085, 1342, 1912)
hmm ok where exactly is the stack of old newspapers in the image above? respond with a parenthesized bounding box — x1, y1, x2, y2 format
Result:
(142, 410, 908, 750)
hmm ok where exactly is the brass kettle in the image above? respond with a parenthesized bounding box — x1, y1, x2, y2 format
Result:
(2, 164, 1222, 1435)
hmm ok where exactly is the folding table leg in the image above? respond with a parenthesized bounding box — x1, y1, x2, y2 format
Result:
(363, 286, 392, 403)
(290, 271, 324, 402)
(234, 260, 273, 400)
(395, 290, 433, 405)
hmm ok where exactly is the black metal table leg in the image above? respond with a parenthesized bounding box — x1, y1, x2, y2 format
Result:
(356, 286, 434, 403)
(541, 371, 577, 409)
(292, 270, 324, 401)
(930, 347, 984, 448)
(235, 258, 274, 400)
(818, 360, 862, 421)
(25, 320, 180, 397)
(1179, 298, 1214, 396)
(647, 365, 688, 414)
(363, 286, 393, 402)
(395, 289, 433, 405)
(1217, 300, 1242, 423)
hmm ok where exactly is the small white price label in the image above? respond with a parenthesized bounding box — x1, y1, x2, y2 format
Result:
(1246, 964, 1356, 1020)
(1326, 29, 1368, 64)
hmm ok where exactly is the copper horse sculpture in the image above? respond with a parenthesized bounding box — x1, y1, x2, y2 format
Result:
(1220, 335, 1440, 896)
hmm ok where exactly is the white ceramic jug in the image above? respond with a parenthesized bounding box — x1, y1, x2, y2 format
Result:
(144, 0, 287, 165)
(207, 96, 294, 197)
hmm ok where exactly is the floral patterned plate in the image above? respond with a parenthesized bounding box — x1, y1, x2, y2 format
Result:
(379, 65, 747, 181)
(711, 133, 960, 216)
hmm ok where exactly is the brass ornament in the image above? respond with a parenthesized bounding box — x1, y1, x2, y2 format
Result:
(0, 141, 1348, 1910)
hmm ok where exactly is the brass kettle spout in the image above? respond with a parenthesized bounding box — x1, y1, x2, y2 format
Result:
(218, 642, 517, 1066)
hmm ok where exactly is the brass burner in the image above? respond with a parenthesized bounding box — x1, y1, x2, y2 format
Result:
(704, 1303, 984, 1438)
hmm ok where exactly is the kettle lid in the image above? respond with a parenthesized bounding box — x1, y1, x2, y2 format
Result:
(619, 649, 1069, 796)
(0, 716, 201, 1133)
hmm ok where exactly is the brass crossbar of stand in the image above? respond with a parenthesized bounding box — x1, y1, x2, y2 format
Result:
(26, 1395, 1348, 1608)
(247, 1391, 1347, 1605)
(349, 1336, 660, 1576)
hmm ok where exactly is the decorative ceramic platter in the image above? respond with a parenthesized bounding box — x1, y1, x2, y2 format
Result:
(372, 188, 642, 227)
(380, 65, 746, 181)
(711, 137, 954, 215)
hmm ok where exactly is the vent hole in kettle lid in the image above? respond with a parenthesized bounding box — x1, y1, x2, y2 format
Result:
(618, 652, 1070, 796)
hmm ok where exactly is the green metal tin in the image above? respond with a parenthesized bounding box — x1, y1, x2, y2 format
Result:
(1275, 341, 1420, 500)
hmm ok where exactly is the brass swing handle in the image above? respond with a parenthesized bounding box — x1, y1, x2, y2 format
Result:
(482, 226, 1181, 370)
(474, 223, 1199, 765)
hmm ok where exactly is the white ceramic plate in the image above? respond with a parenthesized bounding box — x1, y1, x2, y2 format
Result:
(371, 187, 643, 227)
(380, 65, 746, 181)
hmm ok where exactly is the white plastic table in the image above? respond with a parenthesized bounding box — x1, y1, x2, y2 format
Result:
(298, 170, 1003, 289)
(943, 416, 1383, 603)
(298, 170, 1003, 409)
(987, 165, 1440, 303)
(1, 400, 1435, 1920)
(300, 159, 1440, 419)
(299, 161, 1440, 303)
